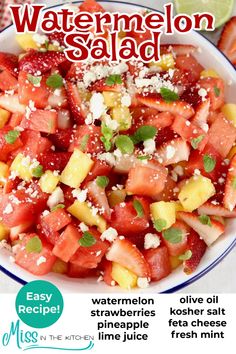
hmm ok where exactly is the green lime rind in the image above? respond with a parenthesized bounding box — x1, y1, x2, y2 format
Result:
(174, 0, 234, 29)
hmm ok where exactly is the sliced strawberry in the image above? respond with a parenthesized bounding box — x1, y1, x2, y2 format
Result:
(198, 201, 236, 218)
(89, 78, 124, 92)
(143, 246, 171, 281)
(106, 238, 151, 277)
(223, 154, 236, 211)
(10, 221, 33, 242)
(0, 70, 18, 91)
(178, 211, 225, 246)
(191, 99, 210, 131)
(208, 114, 236, 158)
(20, 109, 58, 134)
(66, 81, 88, 124)
(183, 229, 207, 274)
(155, 138, 190, 166)
(0, 94, 25, 114)
(48, 87, 68, 109)
(19, 50, 66, 75)
(136, 93, 195, 119)
(79, 0, 105, 12)
(0, 52, 18, 76)
(50, 128, 73, 151)
(171, 115, 208, 151)
(160, 44, 196, 56)
(86, 180, 111, 220)
(162, 220, 189, 256)
(218, 17, 236, 65)
(48, 31, 66, 46)
(198, 77, 225, 110)
(18, 71, 51, 109)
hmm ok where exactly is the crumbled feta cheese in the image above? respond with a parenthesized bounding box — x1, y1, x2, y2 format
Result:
(90, 93, 106, 120)
(194, 169, 201, 176)
(198, 88, 207, 100)
(36, 256, 46, 266)
(137, 277, 150, 289)
(98, 153, 116, 166)
(42, 210, 50, 217)
(47, 187, 64, 209)
(113, 149, 122, 158)
(72, 189, 87, 203)
(97, 275, 104, 283)
(121, 93, 131, 107)
(143, 139, 156, 154)
(100, 227, 118, 242)
(104, 114, 119, 130)
(33, 33, 48, 45)
(110, 280, 116, 286)
(79, 222, 89, 232)
(166, 145, 176, 159)
(144, 233, 160, 250)
(3, 204, 13, 215)
(110, 62, 128, 75)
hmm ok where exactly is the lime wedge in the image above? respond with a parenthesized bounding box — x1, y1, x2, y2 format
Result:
(174, 0, 234, 29)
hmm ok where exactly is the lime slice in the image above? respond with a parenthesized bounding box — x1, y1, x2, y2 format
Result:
(174, 0, 234, 29)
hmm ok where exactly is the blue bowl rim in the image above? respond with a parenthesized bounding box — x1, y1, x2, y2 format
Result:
(0, 0, 235, 293)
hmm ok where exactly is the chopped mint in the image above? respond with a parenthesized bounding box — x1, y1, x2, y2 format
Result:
(133, 199, 144, 218)
(203, 154, 216, 173)
(163, 227, 182, 244)
(4, 130, 20, 144)
(154, 219, 167, 232)
(46, 73, 63, 89)
(105, 74, 122, 86)
(115, 135, 134, 154)
(26, 236, 42, 254)
(96, 176, 109, 188)
(160, 87, 179, 103)
(79, 231, 96, 247)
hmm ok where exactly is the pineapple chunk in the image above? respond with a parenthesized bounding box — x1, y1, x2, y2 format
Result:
(149, 53, 175, 70)
(16, 33, 38, 50)
(150, 201, 176, 229)
(228, 146, 236, 160)
(60, 149, 94, 188)
(221, 104, 236, 128)
(107, 189, 126, 207)
(111, 262, 137, 289)
(0, 162, 9, 184)
(0, 223, 9, 241)
(111, 106, 132, 131)
(52, 259, 68, 274)
(170, 256, 182, 270)
(200, 69, 219, 78)
(0, 108, 11, 128)
(48, 44, 60, 51)
(10, 154, 32, 181)
(102, 92, 121, 108)
(39, 170, 59, 194)
(178, 176, 215, 212)
(172, 201, 185, 213)
(67, 200, 106, 232)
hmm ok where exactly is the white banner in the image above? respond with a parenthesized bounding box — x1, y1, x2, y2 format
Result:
(0, 293, 235, 354)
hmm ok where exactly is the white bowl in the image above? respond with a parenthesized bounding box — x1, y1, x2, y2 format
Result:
(0, 1, 236, 293)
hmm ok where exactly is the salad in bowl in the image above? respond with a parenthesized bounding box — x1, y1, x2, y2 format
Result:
(0, 0, 236, 292)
